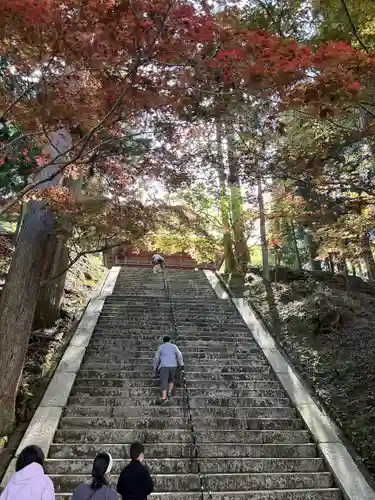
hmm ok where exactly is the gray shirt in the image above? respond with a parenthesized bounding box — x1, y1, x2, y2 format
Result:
(153, 343, 183, 370)
(71, 483, 118, 500)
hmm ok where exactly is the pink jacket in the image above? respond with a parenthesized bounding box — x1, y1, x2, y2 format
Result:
(1, 462, 55, 500)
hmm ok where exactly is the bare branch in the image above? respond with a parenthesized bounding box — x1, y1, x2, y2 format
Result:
(41, 240, 126, 286)
(340, 0, 369, 53)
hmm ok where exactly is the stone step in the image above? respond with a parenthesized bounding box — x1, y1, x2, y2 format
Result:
(99, 309, 236, 315)
(60, 416, 304, 431)
(77, 368, 273, 378)
(67, 395, 291, 407)
(91, 334, 253, 342)
(92, 329, 252, 337)
(73, 379, 281, 390)
(79, 362, 270, 371)
(54, 429, 310, 444)
(84, 350, 262, 358)
(56, 488, 341, 500)
(86, 344, 260, 353)
(67, 395, 186, 406)
(51, 472, 333, 493)
(100, 309, 235, 315)
(81, 356, 266, 365)
(82, 351, 264, 359)
(45, 457, 326, 475)
(76, 371, 276, 381)
(49, 443, 318, 459)
(70, 387, 287, 398)
(59, 489, 342, 500)
(64, 405, 297, 419)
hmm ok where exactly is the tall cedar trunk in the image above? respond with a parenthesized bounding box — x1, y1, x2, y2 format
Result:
(215, 119, 236, 275)
(34, 234, 69, 329)
(327, 254, 335, 273)
(289, 219, 302, 270)
(227, 128, 250, 274)
(13, 202, 27, 245)
(257, 178, 281, 334)
(351, 262, 357, 277)
(33, 177, 80, 328)
(257, 179, 269, 281)
(361, 235, 375, 280)
(304, 231, 321, 271)
(0, 201, 53, 435)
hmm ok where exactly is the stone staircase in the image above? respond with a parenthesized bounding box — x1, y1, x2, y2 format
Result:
(45, 267, 342, 499)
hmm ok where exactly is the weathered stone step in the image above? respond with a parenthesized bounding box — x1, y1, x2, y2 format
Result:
(92, 330, 252, 338)
(91, 334, 253, 342)
(70, 387, 286, 398)
(79, 361, 270, 371)
(67, 395, 186, 406)
(73, 378, 280, 389)
(99, 310, 236, 317)
(86, 344, 260, 353)
(100, 310, 235, 316)
(49, 443, 318, 459)
(51, 472, 333, 493)
(82, 355, 266, 364)
(64, 406, 298, 419)
(60, 416, 304, 431)
(54, 429, 310, 444)
(60, 416, 188, 429)
(45, 457, 326, 475)
(56, 489, 341, 500)
(67, 395, 291, 408)
(84, 350, 262, 359)
(76, 371, 276, 381)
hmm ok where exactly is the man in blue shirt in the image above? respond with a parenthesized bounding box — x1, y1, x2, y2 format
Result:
(153, 336, 184, 404)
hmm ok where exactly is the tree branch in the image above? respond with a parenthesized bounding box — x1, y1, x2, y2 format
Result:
(41, 240, 126, 286)
(340, 0, 369, 53)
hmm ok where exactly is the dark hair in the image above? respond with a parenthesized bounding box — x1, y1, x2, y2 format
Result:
(163, 336, 170, 343)
(130, 442, 144, 461)
(91, 453, 111, 490)
(16, 445, 45, 472)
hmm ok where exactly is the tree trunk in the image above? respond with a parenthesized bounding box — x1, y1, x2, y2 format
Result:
(289, 219, 301, 270)
(0, 201, 53, 435)
(227, 128, 250, 274)
(33, 176, 79, 328)
(13, 202, 27, 245)
(257, 179, 269, 282)
(215, 119, 236, 275)
(34, 234, 69, 329)
(351, 262, 357, 277)
(361, 235, 375, 280)
(304, 231, 321, 271)
(258, 178, 282, 334)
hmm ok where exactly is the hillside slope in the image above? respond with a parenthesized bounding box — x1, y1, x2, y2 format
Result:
(245, 267, 375, 478)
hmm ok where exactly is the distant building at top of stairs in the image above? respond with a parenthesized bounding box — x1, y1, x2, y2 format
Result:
(102, 245, 220, 270)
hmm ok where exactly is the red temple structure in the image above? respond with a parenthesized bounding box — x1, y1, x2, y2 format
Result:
(103, 245, 219, 270)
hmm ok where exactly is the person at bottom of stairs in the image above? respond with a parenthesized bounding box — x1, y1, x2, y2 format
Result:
(153, 335, 184, 404)
(117, 442, 154, 500)
(0, 445, 55, 500)
(71, 452, 117, 500)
